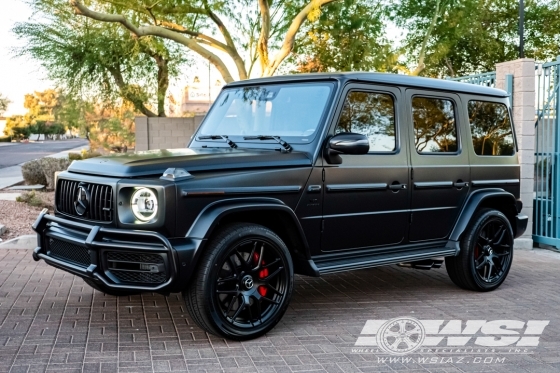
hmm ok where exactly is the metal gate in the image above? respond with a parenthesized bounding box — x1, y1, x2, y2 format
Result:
(447, 72, 513, 106)
(447, 71, 497, 87)
(534, 57, 560, 248)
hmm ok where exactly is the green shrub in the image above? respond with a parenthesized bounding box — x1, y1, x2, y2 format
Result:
(21, 159, 47, 185)
(68, 149, 102, 161)
(0, 136, 11, 142)
(21, 157, 71, 190)
(82, 150, 102, 159)
(16, 191, 50, 209)
(68, 152, 82, 161)
(40, 157, 71, 190)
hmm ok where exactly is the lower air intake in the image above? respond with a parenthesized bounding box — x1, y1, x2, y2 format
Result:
(47, 238, 91, 267)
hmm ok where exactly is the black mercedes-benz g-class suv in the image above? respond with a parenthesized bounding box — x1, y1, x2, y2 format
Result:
(32, 73, 527, 340)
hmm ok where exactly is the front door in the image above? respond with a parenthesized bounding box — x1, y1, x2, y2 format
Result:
(406, 90, 471, 242)
(321, 85, 410, 252)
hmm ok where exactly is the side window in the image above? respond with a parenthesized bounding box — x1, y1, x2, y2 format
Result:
(335, 91, 396, 152)
(468, 100, 515, 156)
(412, 97, 458, 153)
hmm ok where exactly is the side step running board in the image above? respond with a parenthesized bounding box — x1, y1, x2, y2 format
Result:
(314, 247, 456, 275)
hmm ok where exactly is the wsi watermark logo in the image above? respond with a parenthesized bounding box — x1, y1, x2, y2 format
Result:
(353, 317, 550, 356)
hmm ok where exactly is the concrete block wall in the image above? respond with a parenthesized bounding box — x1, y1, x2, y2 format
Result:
(496, 58, 536, 249)
(135, 115, 205, 151)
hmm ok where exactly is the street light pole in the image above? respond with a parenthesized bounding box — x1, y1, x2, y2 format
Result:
(519, 0, 525, 58)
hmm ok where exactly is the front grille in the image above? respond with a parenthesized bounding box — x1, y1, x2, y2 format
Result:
(56, 179, 113, 222)
(106, 251, 166, 284)
(110, 271, 166, 284)
(47, 238, 91, 267)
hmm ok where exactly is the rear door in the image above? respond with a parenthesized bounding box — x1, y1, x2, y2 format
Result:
(406, 90, 471, 242)
(321, 84, 410, 251)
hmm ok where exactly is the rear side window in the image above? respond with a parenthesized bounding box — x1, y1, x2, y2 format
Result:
(335, 91, 396, 152)
(468, 100, 515, 156)
(412, 97, 458, 153)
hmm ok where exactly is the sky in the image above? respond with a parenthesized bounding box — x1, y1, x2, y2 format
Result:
(0, 1, 52, 117)
(0, 1, 218, 117)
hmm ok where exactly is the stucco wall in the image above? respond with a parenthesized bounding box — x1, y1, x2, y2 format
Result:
(135, 115, 205, 151)
(496, 58, 536, 248)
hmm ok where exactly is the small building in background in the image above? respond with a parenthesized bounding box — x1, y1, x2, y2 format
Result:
(181, 77, 224, 115)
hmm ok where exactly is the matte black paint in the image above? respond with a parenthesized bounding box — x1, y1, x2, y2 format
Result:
(32, 72, 527, 294)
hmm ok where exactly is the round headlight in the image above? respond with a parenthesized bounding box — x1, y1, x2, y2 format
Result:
(131, 188, 158, 222)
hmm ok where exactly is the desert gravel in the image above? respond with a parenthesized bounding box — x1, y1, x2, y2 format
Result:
(0, 192, 54, 241)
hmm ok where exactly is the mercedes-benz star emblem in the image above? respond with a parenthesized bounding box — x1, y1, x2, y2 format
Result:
(74, 184, 90, 216)
(242, 275, 254, 290)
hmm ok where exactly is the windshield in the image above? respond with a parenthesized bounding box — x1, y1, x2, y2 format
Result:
(198, 82, 333, 142)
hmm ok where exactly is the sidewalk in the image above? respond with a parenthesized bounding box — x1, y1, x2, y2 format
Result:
(0, 165, 25, 190)
(0, 143, 89, 190)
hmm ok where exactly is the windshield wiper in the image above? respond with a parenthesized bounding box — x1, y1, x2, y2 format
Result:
(243, 135, 293, 153)
(197, 135, 237, 149)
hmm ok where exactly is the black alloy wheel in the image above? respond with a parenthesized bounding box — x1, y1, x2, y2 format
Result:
(446, 208, 514, 291)
(184, 223, 294, 340)
(472, 218, 513, 284)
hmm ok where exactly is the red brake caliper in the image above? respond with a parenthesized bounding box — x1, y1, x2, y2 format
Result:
(253, 252, 269, 296)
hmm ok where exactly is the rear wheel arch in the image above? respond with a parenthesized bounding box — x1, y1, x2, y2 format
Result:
(478, 196, 517, 232)
(450, 189, 518, 243)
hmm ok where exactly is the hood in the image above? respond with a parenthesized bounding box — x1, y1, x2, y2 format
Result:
(67, 148, 312, 178)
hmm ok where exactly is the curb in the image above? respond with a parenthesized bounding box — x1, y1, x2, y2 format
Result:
(0, 235, 36, 249)
(0, 224, 5, 236)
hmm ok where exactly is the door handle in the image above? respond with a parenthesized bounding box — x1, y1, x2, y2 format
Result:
(453, 181, 469, 188)
(307, 185, 322, 193)
(389, 183, 407, 191)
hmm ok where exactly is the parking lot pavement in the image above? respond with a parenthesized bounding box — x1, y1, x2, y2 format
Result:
(1, 248, 560, 373)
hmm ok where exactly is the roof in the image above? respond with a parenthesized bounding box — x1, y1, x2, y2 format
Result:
(225, 72, 508, 98)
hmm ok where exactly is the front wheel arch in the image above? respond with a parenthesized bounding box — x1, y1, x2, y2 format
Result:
(184, 200, 319, 282)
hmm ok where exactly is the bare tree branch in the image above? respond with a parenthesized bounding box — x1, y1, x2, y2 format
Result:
(157, 21, 231, 53)
(263, 0, 338, 77)
(70, 0, 236, 82)
(202, 1, 247, 80)
(410, 0, 442, 76)
(445, 58, 455, 77)
(108, 66, 158, 117)
(257, 0, 271, 74)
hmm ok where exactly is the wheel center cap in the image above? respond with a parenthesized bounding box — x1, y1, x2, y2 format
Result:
(242, 275, 254, 290)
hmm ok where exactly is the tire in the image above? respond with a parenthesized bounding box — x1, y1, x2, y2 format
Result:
(184, 223, 294, 340)
(445, 208, 514, 291)
(84, 278, 140, 297)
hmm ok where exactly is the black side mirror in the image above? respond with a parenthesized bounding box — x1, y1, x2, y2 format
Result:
(325, 133, 369, 164)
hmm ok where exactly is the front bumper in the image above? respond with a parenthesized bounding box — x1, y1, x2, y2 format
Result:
(32, 209, 199, 293)
(515, 214, 529, 239)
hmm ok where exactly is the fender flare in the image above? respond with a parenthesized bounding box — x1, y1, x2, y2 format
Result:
(449, 188, 517, 243)
(184, 197, 319, 277)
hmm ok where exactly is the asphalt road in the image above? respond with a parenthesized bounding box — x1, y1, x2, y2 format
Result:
(0, 138, 88, 169)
